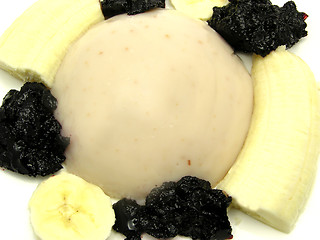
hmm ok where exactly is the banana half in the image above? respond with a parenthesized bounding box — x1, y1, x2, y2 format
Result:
(0, 0, 104, 87)
(170, 0, 229, 20)
(218, 47, 320, 233)
(29, 172, 115, 240)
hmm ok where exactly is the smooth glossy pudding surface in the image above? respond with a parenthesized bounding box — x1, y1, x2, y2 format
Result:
(52, 9, 253, 200)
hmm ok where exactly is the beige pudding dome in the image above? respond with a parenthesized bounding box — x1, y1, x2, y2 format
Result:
(52, 9, 253, 200)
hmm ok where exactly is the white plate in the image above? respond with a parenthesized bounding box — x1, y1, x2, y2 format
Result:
(0, 0, 319, 239)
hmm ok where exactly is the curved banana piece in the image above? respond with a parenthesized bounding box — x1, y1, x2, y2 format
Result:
(29, 172, 115, 240)
(170, 0, 228, 20)
(217, 47, 320, 233)
(170, 0, 229, 21)
(0, 0, 104, 87)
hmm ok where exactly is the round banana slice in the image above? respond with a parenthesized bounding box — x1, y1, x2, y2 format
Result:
(29, 172, 115, 240)
(170, 0, 229, 20)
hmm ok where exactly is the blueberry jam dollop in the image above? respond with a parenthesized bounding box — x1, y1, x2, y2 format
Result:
(208, 0, 308, 56)
(113, 176, 233, 240)
(0, 82, 69, 177)
(100, 0, 165, 18)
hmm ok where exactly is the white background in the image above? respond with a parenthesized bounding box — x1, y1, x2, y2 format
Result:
(0, 0, 319, 239)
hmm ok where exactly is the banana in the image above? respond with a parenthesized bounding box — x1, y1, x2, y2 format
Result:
(0, 0, 104, 87)
(28, 171, 115, 240)
(170, 0, 228, 20)
(217, 47, 320, 233)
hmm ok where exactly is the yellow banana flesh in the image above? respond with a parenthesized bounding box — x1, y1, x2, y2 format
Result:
(217, 47, 320, 233)
(0, 0, 104, 87)
(170, 0, 228, 20)
(29, 171, 115, 240)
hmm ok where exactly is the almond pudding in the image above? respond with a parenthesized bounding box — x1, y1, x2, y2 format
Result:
(52, 9, 253, 199)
